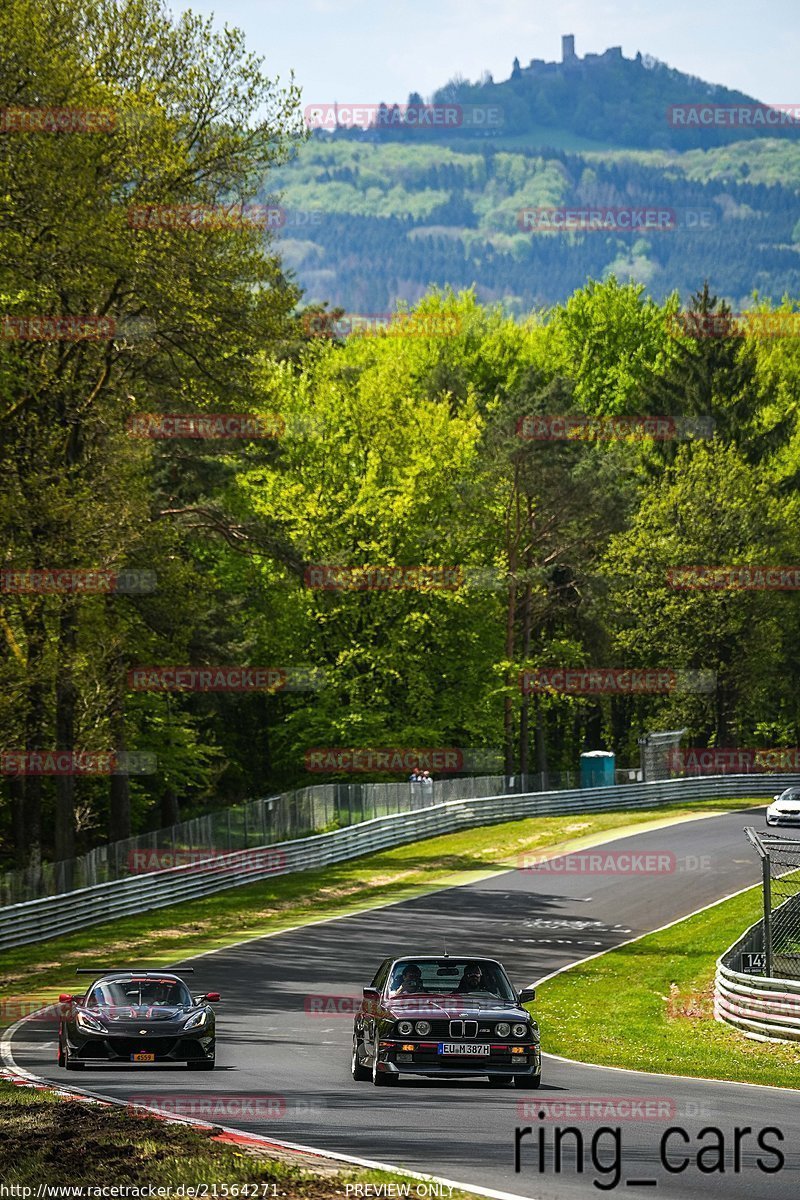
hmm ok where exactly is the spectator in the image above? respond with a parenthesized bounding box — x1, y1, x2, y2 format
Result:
(421, 769, 433, 790)
(409, 769, 420, 783)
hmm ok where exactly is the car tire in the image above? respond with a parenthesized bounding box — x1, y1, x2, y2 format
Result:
(351, 1036, 371, 1082)
(515, 1073, 541, 1088)
(188, 1059, 215, 1070)
(57, 1039, 66, 1069)
(372, 1055, 397, 1086)
(63, 1043, 85, 1071)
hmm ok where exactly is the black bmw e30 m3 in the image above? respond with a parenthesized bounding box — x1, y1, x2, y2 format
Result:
(57, 968, 219, 1070)
(351, 955, 541, 1087)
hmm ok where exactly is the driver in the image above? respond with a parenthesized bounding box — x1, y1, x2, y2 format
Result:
(454, 961, 497, 994)
(390, 963, 426, 996)
(141, 981, 173, 1006)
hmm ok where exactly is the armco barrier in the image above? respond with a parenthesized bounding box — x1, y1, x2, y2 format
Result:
(716, 922, 800, 1042)
(0, 773, 786, 950)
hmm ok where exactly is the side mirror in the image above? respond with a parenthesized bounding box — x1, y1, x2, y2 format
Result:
(204, 992, 220, 1003)
(58, 994, 75, 1005)
(518, 987, 536, 1004)
(774, 795, 781, 802)
(362, 987, 380, 1001)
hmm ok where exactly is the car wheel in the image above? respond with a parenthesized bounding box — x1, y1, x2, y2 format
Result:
(63, 1043, 84, 1071)
(488, 1075, 514, 1087)
(351, 1035, 371, 1082)
(188, 1058, 215, 1070)
(515, 1073, 541, 1088)
(372, 1054, 397, 1086)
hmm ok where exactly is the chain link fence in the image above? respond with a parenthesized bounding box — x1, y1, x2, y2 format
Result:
(0, 768, 585, 905)
(744, 827, 800, 980)
(638, 729, 686, 780)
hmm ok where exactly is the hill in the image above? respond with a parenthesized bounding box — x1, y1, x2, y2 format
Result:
(263, 40, 800, 313)
(313, 34, 800, 153)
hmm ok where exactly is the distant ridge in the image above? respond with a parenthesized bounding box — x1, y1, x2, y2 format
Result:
(312, 34, 800, 152)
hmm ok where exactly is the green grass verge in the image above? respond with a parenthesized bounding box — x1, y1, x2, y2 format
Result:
(535, 882, 800, 1088)
(1, 797, 761, 1022)
(0, 1078, 479, 1193)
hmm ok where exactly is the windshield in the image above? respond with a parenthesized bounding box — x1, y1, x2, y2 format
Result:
(387, 959, 517, 1002)
(86, 978, 194, 1008)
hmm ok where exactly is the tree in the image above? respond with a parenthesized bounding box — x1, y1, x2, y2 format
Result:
(0, 0, 303, 864)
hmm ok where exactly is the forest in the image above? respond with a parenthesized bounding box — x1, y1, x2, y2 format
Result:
(266, 140, 800, 311)
(3, 0, 800, 874)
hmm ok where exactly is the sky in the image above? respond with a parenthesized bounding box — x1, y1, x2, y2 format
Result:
(173, 0, 800, 109)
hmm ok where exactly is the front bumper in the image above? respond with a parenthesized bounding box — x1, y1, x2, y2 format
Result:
(376, 1038, 541, 1077)
(66, 1032, 214, 1063)
(766, 812, 800, 825)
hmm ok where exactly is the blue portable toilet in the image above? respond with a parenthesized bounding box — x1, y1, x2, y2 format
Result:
(580, 750, 615, 788)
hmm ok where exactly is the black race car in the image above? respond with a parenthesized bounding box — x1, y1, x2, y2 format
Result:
(351, 954, 541, 1087)
(57, 968, 218, 1070)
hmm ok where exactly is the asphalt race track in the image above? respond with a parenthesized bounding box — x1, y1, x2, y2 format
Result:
(8, 807, 800, 1199)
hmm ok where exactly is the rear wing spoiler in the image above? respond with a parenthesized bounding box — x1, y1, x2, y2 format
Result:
(75, 967, 195, 975)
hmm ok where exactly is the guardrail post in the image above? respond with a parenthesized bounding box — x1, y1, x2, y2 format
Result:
(763, 850, 773, 978)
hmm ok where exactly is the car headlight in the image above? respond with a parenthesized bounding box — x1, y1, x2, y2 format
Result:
(76, 1011, 106, 1033)
(184, 1010, 207, 1031)
(414, 1020, 431, 1035)
(396, 1020, 414, 1036)
(495, 1022, 511, 1037)
(512, 1023, 529, 1038)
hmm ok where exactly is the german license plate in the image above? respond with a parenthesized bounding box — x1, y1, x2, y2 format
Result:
(439, 1042, 490, 1055)
(131, 1052, 155, 1062)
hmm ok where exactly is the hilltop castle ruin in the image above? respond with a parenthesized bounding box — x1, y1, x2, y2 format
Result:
(511, 35, 640, 80)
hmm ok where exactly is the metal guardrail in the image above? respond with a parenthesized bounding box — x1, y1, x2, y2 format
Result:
(0, 772, 786, 951)
(0, 771, 586, 904)
(716, 920, 800, 1042)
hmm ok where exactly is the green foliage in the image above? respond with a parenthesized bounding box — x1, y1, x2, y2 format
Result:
(3, 1, 800, 875)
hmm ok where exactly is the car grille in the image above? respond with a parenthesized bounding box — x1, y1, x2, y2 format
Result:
(109, 1037, 179, 1057)
(78, 1040, 108, 1058)
(393, 1019, 509, 1038)
(449, 1020, 478, 1038)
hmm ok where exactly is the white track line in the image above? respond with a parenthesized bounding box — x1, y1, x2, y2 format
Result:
(528, 874, 800, 1095)
(0, 1026, 535, 1200)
